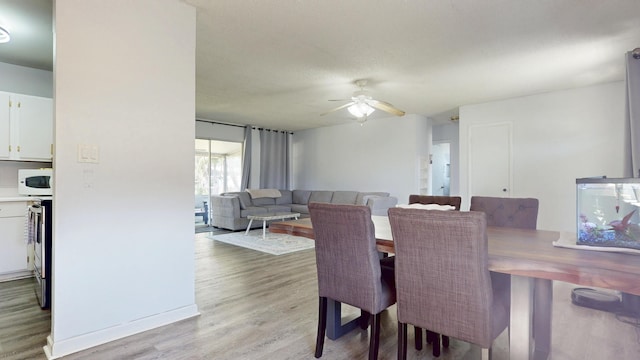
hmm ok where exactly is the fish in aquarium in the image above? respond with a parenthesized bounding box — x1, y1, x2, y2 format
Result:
(579, 209, 640, 249)
(609, 209, 636, 232)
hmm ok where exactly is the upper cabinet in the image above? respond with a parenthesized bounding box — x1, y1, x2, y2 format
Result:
(0, 91, 53, 162)
(0, 92, 10, 159)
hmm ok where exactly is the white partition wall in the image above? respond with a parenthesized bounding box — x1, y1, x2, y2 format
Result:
(459, 81, 626, 232)
(49, 1, 197, 358)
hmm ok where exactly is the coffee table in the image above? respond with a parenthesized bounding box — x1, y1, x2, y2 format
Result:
(245, 212, 300, 239)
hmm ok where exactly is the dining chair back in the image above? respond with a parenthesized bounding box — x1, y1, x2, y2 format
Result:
(309, 202, 396, 360)
(469, 196, 538, 229)
(405, 194, 462, 355)
(408, 195, 462, 210)
(389, 208, 510, 359)
(470, 195, 548, 354)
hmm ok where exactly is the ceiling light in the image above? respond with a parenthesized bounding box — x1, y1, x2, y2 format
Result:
(347, 102, 375, 118)
(0, 26, 10, 43)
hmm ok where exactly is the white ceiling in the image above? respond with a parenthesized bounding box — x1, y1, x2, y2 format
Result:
(1, 0, 639, 131)
(0, 0, 52, 70)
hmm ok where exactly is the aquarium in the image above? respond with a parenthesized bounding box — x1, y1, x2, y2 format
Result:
(577, 177, 640, 250)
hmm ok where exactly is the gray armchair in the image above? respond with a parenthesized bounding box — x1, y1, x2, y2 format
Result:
(309, 203, 396, 360)
(388, 208, 510, 360)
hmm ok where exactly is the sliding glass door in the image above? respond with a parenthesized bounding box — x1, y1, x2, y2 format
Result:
(195, 139, 242, 226)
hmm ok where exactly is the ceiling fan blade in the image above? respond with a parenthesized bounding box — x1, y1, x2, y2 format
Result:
(368, 99, 405, 116)
(320, 101, 355, 116)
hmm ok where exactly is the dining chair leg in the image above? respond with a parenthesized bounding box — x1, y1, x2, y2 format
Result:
(426, 329, 435, 344)
(315, 297, 327, 358)
(398, 322, 408, 360)
(360, 310, 371, 329)
(369, 313, 381, 360)
(414, 326, 423, 350)
(442, 335, 450, 348)
(432, 333, 441, 357)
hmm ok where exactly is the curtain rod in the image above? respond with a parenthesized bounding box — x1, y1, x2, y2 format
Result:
(196, 119, 294, 134)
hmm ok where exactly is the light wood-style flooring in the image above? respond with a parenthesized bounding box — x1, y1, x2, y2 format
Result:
(1, 230, 640, 359)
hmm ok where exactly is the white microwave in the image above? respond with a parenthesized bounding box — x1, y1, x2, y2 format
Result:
(18, 169, 53, 196)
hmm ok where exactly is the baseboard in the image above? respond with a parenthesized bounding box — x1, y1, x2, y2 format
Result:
(0, 270, 34, 282)
(43, 304, 200, 359)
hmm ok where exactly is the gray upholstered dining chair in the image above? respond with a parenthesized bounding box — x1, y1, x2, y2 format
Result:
(405, 194, 463, 355)
(470, 196, 547, 352)
(309, 202, 396, 360)
(469, 196, 538, 229)
(408, 194, 462, 210)
(388, 208, 510, 360)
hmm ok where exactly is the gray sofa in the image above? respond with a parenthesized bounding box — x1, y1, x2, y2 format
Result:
(210, 189, 398, 231)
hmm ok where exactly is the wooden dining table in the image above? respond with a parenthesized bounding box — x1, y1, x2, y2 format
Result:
(270, 215, 640, 360)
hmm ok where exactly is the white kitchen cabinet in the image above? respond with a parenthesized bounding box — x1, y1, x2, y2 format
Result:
(0, 91, 53, 162)
(0, 92, 10, 159)
(0, 201, 29, 278)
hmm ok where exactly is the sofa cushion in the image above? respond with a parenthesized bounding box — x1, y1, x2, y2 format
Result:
(263, 205, 292, 213)
(309, 191, 333, 204)
(252, 197, 276, 206)
(240, 206, 269, 217)
(356, 192, 389, 205)
(290, 203, 309, 214)
(293, 190, 312, 204)
(236, 192, 252, 210)
(330, 191, 359, 204)
(276, 190, 293, 205)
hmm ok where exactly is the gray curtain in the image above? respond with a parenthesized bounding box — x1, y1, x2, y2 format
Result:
(259, 129, 291, 189)
(241, 125, 252, 190)
(626, 48, 640, 177)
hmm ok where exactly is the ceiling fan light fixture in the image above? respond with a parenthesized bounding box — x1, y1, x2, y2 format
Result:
(347, 103, 375, 118)
(0, 26, 10, 44)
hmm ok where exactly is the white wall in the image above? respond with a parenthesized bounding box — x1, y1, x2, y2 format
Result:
(195, 120, 244, 142)
(459, 81, 626, 232)
(0, 62, 53, 97)
(49, 1, 197, 358)
(292, 114, 431, 203)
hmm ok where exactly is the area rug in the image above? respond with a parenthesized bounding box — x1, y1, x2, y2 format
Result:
(207, 229, 315, 255)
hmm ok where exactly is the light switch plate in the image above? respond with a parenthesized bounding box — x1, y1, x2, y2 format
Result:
(78, 144, 99, 163)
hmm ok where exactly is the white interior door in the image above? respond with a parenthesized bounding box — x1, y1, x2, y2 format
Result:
(469, 123, 511, 197)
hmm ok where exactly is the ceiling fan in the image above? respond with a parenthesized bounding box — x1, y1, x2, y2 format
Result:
(321, 79, 405, 122)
